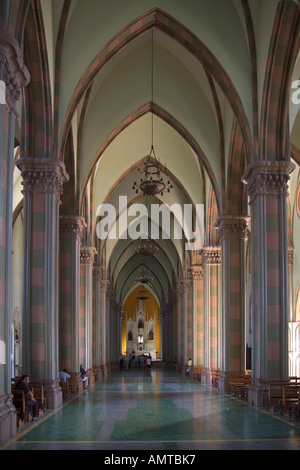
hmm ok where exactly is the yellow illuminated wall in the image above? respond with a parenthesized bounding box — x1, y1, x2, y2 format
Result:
(122, 287, 160, 357)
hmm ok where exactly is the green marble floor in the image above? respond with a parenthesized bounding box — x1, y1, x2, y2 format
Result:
(4, 369, 300, 450)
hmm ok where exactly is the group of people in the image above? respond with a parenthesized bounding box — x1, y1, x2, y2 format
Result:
(58, 364, 88, 388)
(14, 365, 89, 423)
(119, 352, 152, 370)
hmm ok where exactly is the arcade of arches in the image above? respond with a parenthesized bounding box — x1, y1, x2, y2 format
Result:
(0, 0, 300, 447)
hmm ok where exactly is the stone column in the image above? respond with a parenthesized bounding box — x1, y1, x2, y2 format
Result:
(242, 160, 295, 406)
(16, 156, 68, 409)
(181, 278, 192, 369)
(100, 279, 110, 375)
(189, 265, 203, 367)
(176, 281, 183, 369)
(200, 246, 221, 384)
(59, 215, 86, 373)
(80, 245, 97, 384)
(0, 29, 29, 446)
(93, 265, 102, 381)
(215, 215, 250, 393)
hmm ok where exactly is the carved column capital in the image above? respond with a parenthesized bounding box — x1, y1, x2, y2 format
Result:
(181, 278, 192, 293)
(0, 30, 30, 114)
(16, 157, 69, 204)
(200, 246, 221, 266)
(215, 215, 250, 242)
(288, 246, 294, 266)
(80, 245, 97, 266)
(93, 266, 102, 282)
(100, 279, 110, 293)
(242, 160, 295, 204)
(188, 265, 203, 281)
(176, 282, 184, 300)
(59, 215, 86, 241)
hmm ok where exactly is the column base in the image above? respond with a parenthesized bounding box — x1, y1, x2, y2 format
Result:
(247, 378, 272, 407)
(200, 367, 212, 385)
(94, 367, 103, 382)
(37, 379, 63, 410)
(218, 371, 247, 394)
(0, 393, 17, 447)
(87, 369, 95, 386)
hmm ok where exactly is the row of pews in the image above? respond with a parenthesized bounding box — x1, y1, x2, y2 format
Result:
(265, 377, 300, 419)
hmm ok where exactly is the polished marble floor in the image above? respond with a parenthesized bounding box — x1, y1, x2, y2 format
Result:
(3, 368, 300, 450)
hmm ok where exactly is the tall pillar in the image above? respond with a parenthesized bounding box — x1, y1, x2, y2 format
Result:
(216, 215, 250, 392)
(100, 279, 110, 374)
(93, 265, 102, 381)
(176, 281, 183, 367)
(181, 278, 192, 367)
(59, 215, 86, 373)
(200, 246, 221, 384)
(242, 160, 295, 406)
(0, 30, 29, 446)
(16, 156, 68, 408)
(189, 265, 203, 367)
(80, 245, 96, 384)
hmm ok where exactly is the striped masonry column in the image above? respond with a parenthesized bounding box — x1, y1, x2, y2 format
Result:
(17, 157, 68, 409)
(216, 215, 250, 392)
(171, 289, 177, 365)
(59, 215, 86, 373)
(100, 279, 110, 375)
(181, 278, 192, 368)
(80, 245, 96, 384)
(200, 246, 221, 384)
(242, 160, 295, 406)
(0, 30, 29, 445)
(189, 265, 204, 367)
(92, 265, 102, 381)
(176, 281, 183, 367)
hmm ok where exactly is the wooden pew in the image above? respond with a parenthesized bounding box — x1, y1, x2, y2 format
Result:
(229, 374, 251, 399)
(11, 389, 26, 425)
(11, 389, 35, 425)
(29, 382, 45, 414)
(192, 366, 202, 382)
(59, 378, 70, 399)
(280, 384, 300, 417)
(266, 380, 300, 411)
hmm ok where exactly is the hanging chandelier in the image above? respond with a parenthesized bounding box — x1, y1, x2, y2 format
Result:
(136, 266, 154, 284)
(135, 236, 159, 256)
(132, 30, 173, 197)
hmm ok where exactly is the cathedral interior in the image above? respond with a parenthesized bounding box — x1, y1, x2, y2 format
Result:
(0, 0, 300, 451)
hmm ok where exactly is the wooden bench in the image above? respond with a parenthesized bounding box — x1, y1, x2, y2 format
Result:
(280, 384, 300, 417)
(192, 366, 202, 382)
(68, 373, 83, 395)
(229, 374, 251, 399)
(266, 380, 300, 411)
(30, 382, 45, 414)
(59, 378, 70, 399)
(11, 389, 35, 425)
